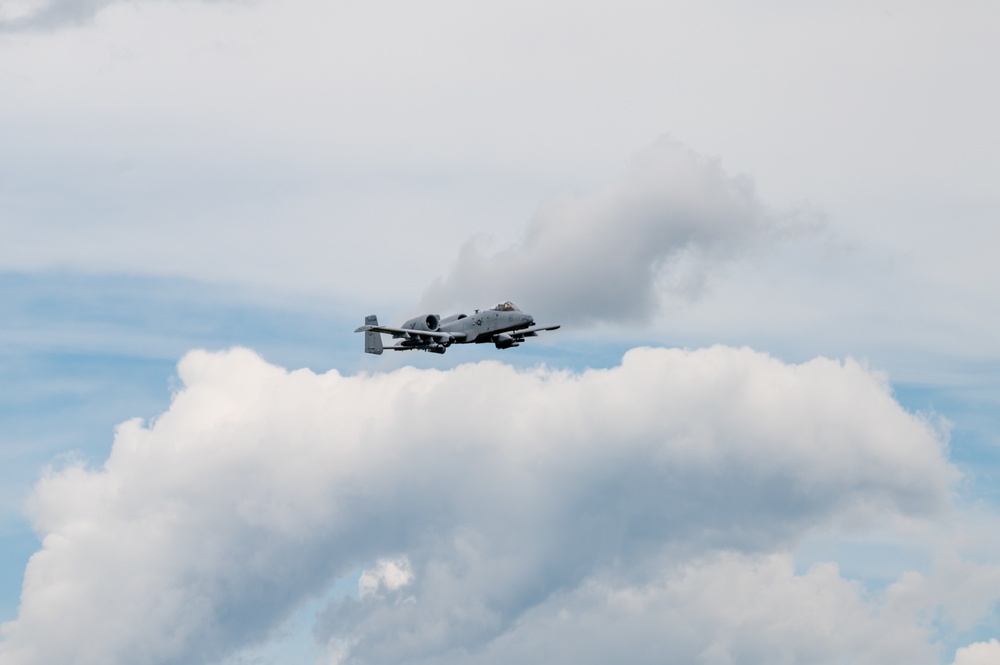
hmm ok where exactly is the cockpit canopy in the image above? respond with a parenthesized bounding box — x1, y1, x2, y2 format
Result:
(491, 301, 520, 312)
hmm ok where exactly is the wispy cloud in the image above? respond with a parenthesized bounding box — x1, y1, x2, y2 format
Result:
(0, 0, 227, 31)
(1, 0, 117, 30)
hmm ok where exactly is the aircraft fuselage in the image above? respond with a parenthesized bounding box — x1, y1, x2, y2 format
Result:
(355, 301, 559, 354)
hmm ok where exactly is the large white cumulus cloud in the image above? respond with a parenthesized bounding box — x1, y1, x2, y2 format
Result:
(423, 138, 806, 326)
(0, 346, 956, 664)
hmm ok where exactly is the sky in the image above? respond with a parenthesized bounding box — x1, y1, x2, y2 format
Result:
(1, 0, 999, 663)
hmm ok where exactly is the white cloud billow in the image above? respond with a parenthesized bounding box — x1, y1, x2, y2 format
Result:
(951, 639, 1000, 665)
(0, 346, 961, 663)
(358, 558, 413, 601)
(423, 138, 809, 326)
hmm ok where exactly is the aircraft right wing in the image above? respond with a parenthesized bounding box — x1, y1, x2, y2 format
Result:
(509, 324, 561, 339)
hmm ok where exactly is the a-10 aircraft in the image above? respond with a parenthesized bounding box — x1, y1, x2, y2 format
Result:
(355, 301, 560, 354)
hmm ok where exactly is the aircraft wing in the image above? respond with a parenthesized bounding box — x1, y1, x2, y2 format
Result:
(509, 324, 561, 339)
(354, 324, 467, 343)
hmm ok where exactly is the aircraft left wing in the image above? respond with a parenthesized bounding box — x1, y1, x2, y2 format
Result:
(354, 324, 468, 343)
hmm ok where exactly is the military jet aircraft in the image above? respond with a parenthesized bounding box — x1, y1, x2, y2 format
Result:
(355, 301, 560, 354)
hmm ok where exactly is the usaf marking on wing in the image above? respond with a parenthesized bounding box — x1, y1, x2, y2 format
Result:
(355, 301, 560, 354)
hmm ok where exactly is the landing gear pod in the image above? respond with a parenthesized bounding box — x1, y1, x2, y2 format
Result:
(493, 333, 519, 349)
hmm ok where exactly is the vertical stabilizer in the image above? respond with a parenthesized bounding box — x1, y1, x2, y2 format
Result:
(364, 315, 383, 355)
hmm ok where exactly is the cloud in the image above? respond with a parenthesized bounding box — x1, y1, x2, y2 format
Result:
(0, 0, 230, 31)
(358, 558, 413, 601)
(359, 553, 935, 665)
(952, 639, 1000, 665)
(1, 0, 120, 30)
(0, 346, 958, 664)
(421, 138, 813, 327)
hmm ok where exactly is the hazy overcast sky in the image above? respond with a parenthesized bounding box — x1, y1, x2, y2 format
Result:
(2, 1, 999, 664)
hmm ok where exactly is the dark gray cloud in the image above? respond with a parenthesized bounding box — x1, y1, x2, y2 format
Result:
(422, 138, 811, 327)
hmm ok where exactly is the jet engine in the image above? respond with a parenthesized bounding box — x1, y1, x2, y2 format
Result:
(401, 314, 440, 332)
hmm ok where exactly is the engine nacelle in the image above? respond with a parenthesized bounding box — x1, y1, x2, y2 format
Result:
(493, 333, 519, 349)
(402, 314, 440, 332)
(439, 313, 468, 325)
